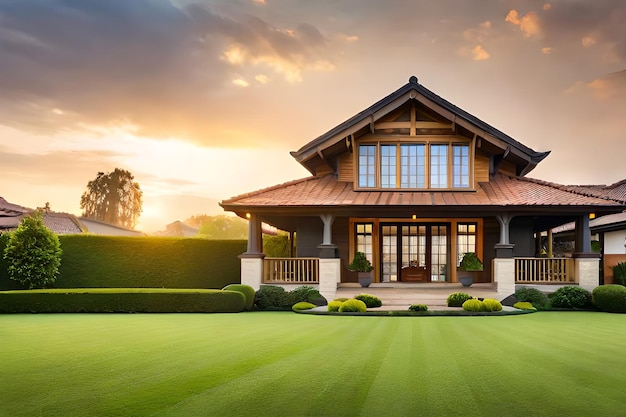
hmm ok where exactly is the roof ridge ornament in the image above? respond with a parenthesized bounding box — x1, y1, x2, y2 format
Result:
(409, 75, 418, 84)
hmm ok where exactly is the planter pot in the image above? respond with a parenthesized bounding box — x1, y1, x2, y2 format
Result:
(358, 271, 373, 287)
(458, 271, 479, 287)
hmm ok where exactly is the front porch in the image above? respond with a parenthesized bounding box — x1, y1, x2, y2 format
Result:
(241, 255, 599, 302)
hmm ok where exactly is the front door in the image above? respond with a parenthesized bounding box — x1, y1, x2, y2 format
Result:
(381, 223, 449, 282)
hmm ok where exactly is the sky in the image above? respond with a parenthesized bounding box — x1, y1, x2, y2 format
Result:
(1, 0, 625, 233)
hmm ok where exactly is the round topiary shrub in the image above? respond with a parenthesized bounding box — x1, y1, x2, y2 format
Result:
(223, 284, 256, 311)
(462, 298, 485, 312)
(482, 298, 503, 312)
(515, 287, 550, 310)
(550, 286, 593, 309)
(328, 300, 344, 312)
(513, 301, 536, 310)
(292, 301, 316, 311)
(447, 292, 472, 307)
(592, 285, 626, 313)
(409, 304, 428, 311)
(338, 298, 367, 313)
(355, 293, 382, 308)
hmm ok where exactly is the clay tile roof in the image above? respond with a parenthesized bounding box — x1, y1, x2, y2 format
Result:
(42, 212, 84, 234)
(220, 173, 625, 211)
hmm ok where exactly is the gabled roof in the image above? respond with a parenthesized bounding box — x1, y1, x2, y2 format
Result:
(291, 76, 550, 176)
(562, 179, 626, 204)
(220, 173, 624, 216)
(0, 197, 31, 217)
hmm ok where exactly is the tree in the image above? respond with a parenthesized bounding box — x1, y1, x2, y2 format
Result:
(192, 215, 248, 239)
(80, 168, 143, 229)
(3, 212, 62, 289)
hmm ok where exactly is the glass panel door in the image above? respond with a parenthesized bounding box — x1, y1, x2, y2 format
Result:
(430, 225, 448, 282)
(381, 225, 397, 282)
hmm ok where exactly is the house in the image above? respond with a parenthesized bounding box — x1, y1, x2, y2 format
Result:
(550, 180, 626, 284)
(79, 217, 145, 237)
(0, 198, 83, 235)
(220, 76, 626, 300)
(154, 221, 199, 237)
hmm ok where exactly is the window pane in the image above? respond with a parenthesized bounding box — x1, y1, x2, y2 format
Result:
(452, 144, 469, 188)
(457, 222, 477, 266)
(358, 145, 376, 188)
(430, 144, 448, 188)
(355, 223, 374, 263)
(380, 144, 396, 188)
(400, 144, 425, 188)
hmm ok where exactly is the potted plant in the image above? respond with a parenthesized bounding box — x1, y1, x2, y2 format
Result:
(349, 251, 373, 287)
(457, 252, 483, 287)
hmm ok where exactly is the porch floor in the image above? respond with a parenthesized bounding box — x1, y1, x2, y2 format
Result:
(336, 283, 501, 309)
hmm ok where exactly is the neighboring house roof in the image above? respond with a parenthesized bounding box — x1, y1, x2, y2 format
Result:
(154, 221, 199, 237)
(41, 212, 84, 234)
(291, 76, 550, 177)
(562, 179, 626, 204)
(0, 197, 30, 217)
(221, 173, 625, 215)
(79, 217, 145, 236)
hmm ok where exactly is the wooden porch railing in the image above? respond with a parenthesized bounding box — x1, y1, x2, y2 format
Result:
(515, 257, 575, 284)
(262, 258, 319, 284)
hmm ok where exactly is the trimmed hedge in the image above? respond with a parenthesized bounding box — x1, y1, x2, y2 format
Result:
(447, 292, 472, 307)
(292, 301, 316, 311)
(409, 304, 428, 311)
(515, 287, 551, 310)
(223, 284, 255, 311)
(0, 288, 245, 313)
(592, 285, 626, 313)
(550, 286, 593, 309)
(462, 299, 485, 312)
(483, 298, 503, 312)
(328, 300, 343, 312)
(0, 235, 246, 290)
(338, 298, 367, 313)
(355, 293, 382, 308)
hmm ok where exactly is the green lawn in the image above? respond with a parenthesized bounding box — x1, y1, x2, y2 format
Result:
(1, 312, 625, 416)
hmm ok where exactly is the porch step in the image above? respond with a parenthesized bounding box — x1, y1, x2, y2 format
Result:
(335, 283, 500, 307)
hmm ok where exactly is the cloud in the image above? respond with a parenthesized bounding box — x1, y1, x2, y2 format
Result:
(505, 10, 541, 38)
(472, 45, 490, 61)
(232, 78, 250, 87)
(0, 0, 338, 145)
(565, 70, 626, 101)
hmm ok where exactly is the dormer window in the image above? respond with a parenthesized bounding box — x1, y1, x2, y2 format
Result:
(357, 141, 471, 190)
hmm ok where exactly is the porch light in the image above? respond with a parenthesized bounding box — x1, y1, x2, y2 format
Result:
(412, 214, 417, 220)
(589, 213, 595, 219)
(245, 213, 251, 219)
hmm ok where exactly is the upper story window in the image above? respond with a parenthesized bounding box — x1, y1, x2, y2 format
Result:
(357, 141, 471, 190)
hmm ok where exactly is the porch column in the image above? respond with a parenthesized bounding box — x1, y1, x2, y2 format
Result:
(495, 213, 515, 258)
(318, 214, 338, 259)
(573, 214, 600, 290)
(494, 258, 516, 298)
(238, 213, 264, 290)
(318, 258, 340, 301)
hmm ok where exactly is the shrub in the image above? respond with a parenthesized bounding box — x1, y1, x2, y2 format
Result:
(447, 292, 472, 307)
(355, 293, 382, 308)
(290, 285, 327, 306)
(328, 300, 344, 312)
(292, 301, 316, 311)
(550, 286, 593, 309)
(338, 298, 367, 313)
(254, 286, 291, 310)
(482, 298, 503, 312)
(612, 262, 626, 286)
(592, 285, 626, 313)
(3, 213, 62, 289)
(409, 304, 428, 311)
(222, 284, 255, 311)
(515, 287, 550, 310)
(0, 288, 245, 313)
(513, 301, 536, 310)
(334, 297, 349, 302)
(462, 298, 485, 312)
